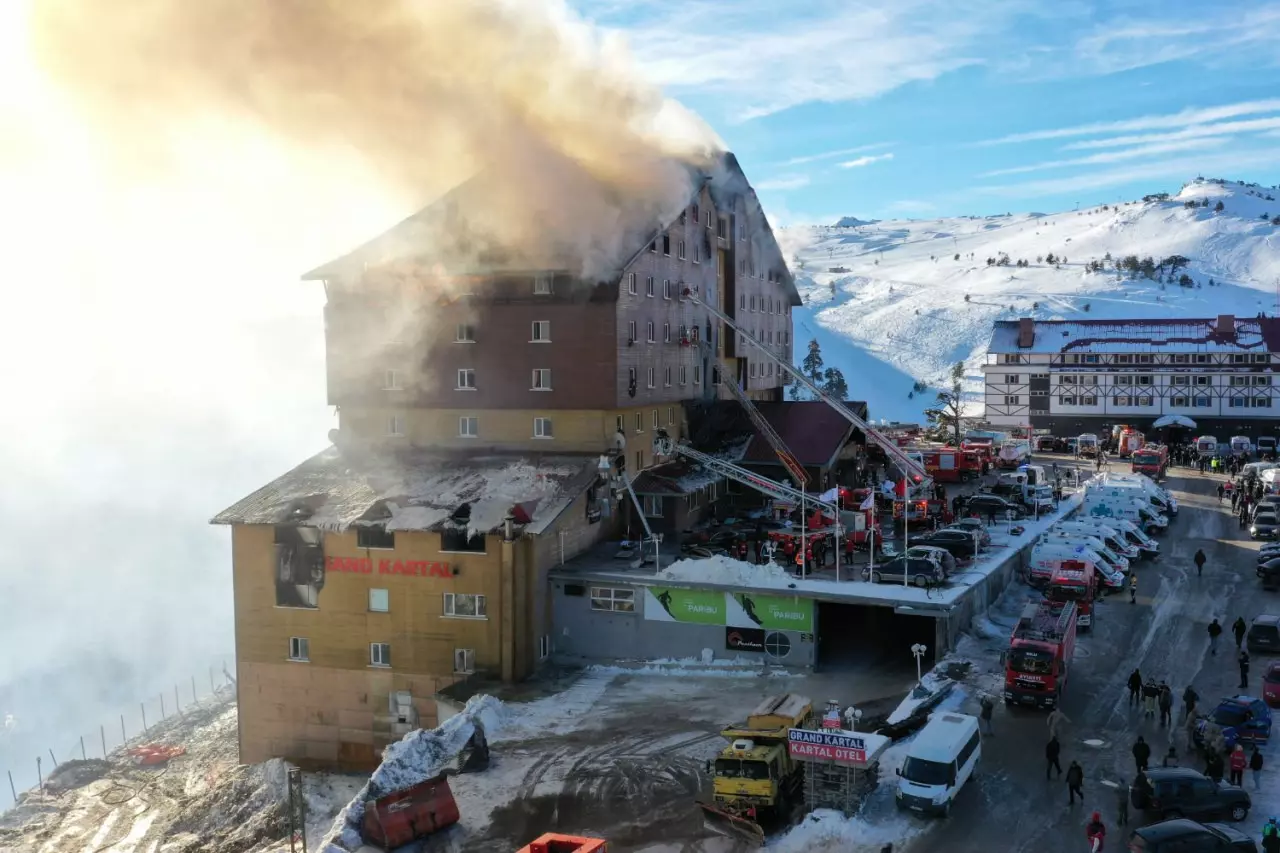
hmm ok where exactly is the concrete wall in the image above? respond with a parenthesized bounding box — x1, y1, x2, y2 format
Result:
(935, 532, 1035, 656)
(549, 578, 815, 667)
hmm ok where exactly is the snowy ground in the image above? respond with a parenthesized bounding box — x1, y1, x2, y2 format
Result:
(778, 177, 1280, 422)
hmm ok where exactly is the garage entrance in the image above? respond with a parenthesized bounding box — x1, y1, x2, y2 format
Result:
(815, 601, 937, 674)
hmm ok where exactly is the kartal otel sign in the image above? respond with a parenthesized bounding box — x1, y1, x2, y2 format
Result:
(326, 556, 452, 578)
(786, 728, 890, 768)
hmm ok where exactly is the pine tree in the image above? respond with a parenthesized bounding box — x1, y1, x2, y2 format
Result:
(821, 367, 848, 400)
(924, 362, 966, 446)
(801, 339, 824, 386)
(1215, 201, 1225, 212)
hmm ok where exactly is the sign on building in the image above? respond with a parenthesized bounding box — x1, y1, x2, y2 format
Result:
(643, 588, 726, 625)
(725, 627, 766, 652)
(786, 728, 890, 768)
(643, 588, 815, 632)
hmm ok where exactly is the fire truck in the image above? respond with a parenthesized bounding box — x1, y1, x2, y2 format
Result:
(1003, 601, 1078, 709)
(1131, 444, 1169, 479)
(1117, 429, 1146, 458)
(1045, 561, 1097, 630)
(923, 449, 982, 483)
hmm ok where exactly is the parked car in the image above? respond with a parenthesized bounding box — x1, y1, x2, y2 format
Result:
(1246, 615, 1280, 654)
(1263, 663, 1280, 709)
(1250, 509, 1280, 540)
(862, 556, 946, 588)
(963, 494, 1026, 521)
(1256, 558, 1280, 589)
(944, 518, 992, 547)
(907, 529, 981, 559)
(1194, 697, 1273, 749)
(1254, 545, 1280, 563)
(1129, 768, 1252, 822)
(1065, 437, 1079, 454)
(1127, 819, 1257, 852)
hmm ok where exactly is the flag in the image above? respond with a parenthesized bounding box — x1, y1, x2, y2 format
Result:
(858, 493, 874, 511)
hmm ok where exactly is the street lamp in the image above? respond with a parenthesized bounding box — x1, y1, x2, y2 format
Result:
(911, 643, 928, 684)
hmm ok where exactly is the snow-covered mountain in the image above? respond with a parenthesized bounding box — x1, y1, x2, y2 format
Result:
(779, 178, 1280, 423)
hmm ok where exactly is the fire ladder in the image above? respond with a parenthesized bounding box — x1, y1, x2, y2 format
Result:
(723, 376, 809, 487)
(681, 284, 933, 489)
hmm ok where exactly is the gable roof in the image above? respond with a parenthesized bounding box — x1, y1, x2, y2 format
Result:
(989, 317, 1280, 355)
(742, 401, 860, 470)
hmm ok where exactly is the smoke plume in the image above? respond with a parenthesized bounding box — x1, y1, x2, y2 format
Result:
(30, 0, 724, 280)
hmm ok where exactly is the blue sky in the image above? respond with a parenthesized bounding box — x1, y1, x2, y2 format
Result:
(576, 0, 1280, 224)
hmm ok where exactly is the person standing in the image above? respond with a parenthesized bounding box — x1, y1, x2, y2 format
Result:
(1250, 746, 1264, 791)
(1240, 648, 1251, 690)
(1066, 760, 1085, 805)
(1264, 819, 1280, 853)
(1129, 573, 1138, 604)
(1046, 735, 1063, 779)
(1182, 684, 1199, 721)
(1230, 745, 1248, 786)
(1127, 669, 1143, 707)
(979, 695, 994, 736)
(1158, 683, 1174, 728)
(1235, 616, 1249, 648)
(1162, 746, 1178, 767)
(1208, 618, 1223, 654)
(1142, 679, 1159, 718)
(1048, 707, 1071, 739)
(1195, 549, 1208, 577)
(1133, 736, 1152, 773)
(1115, 779, 1129, 827)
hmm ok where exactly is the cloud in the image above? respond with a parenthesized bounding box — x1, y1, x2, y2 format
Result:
(977, 99, 1280, 146)
(978, 138, 1230, 177)
(781, 143, 892, 167)
(1063, 116, 1280, 151)
(838, 153, 894, 169)
(755, 174, 811, 191)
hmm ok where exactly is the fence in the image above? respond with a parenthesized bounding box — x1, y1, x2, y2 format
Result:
(4, 659, 237, 809)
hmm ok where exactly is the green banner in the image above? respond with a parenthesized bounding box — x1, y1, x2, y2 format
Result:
(644, 587, 726, 625)
(730, 593, 814, 632)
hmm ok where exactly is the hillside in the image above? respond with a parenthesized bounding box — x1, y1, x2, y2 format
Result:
(778, 178, 1280, 423)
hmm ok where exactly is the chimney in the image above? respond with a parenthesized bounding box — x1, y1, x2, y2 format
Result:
(1017, 317, 1035, 348)
(1217, 313, 1235, 335)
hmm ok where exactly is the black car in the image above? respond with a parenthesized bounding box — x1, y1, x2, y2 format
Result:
(963, 494, 1026, 521)
(862, 556, 946, 587)
(1257, 558, 1280, 589)
(1251, 510, 1280, 540)
(1130, 768, 1251, 822)
(1129, 819, 1257, 852)
(905, 529, 980, 559)
(1247, 615, 1280, 653)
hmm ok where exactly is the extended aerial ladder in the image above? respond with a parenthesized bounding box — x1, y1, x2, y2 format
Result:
(681, 284, 932, 490)
(722, 376, 809, 487)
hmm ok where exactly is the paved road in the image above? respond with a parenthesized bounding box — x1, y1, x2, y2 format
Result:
(898, 460, 1278, 853)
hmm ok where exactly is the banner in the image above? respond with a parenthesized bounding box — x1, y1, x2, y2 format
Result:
(725, 627, 766, 652)
(787, 728, 891, 768)
(643, 588, 726, 625)
(727, 593, 814, 633)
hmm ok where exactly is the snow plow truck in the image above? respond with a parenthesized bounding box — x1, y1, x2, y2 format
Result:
(699, 693, 813, 845)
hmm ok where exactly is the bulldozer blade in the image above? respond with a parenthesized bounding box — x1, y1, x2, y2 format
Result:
(698, 803, 765, 847)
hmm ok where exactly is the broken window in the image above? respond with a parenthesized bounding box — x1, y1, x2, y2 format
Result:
(273, 525, 325, 609)
(440, 526, 486, 553)
(357, 528, 395, 549)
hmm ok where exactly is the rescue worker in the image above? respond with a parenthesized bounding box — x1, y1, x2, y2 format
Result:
(1046, 735, 1063, 779)
(1066, 759, 1085, 805)
(1158, 682, 1174, 728)
(1251, 746, 1265, 791)
(1240, 648, 1251, 690)
(1127, 669, 1143, 707)
(1231, 745, 1248, 786)
(1129, 573, 1138, 604)
(1086, 812, 1106, 851)
(1234, 616, 1249, 648)
(1195, 549, 1208, 578)
(1132, 736, 1152, 773)
(979, 695, 994, 736)
(1208, 617, 1223, 654)
(1262, 817, 1280, 853)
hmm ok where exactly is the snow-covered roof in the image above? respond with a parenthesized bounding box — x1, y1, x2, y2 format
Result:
(988, 317, 1280, 355)
(631, 436, 751, 496)
(211, 446, 601, 537)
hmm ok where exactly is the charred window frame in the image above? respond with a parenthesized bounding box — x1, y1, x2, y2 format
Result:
(357, 527, 395, 550)
(440, 528, 487, 553)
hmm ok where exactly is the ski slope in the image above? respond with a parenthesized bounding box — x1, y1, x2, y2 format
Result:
(778, 178, 1280, 423)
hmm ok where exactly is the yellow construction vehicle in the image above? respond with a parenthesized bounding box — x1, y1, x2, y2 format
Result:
(698, 693, 813, 845)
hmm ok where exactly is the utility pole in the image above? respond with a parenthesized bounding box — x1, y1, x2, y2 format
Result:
(287, 767, 307, 853)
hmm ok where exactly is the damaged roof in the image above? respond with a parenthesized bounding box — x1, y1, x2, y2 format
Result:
(211, 446, 601, 537)
(631, 437, 751, 496)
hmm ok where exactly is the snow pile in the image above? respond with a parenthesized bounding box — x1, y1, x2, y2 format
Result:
(658, 553, 794, 586)
(886, 671, 953, 725)
(768, 808, 919, 852)
(491, 670, 615, 743)
(588, 662, 783, 679)
(320, 693, 504, 853)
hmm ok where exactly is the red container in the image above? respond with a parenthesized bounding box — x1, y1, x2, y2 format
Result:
(518, 835, 609, 853)
(361, 774, 460, 849)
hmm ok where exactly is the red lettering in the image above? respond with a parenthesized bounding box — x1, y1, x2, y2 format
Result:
(429, 562, 451, 578)
(361, 558, 373, 574)
(392, 560, 404, 575)
(339, 557, 354, 572)
(378, 559, 392, 574)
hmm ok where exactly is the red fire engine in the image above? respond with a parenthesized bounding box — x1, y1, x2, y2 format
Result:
(1045, 561, 1097, 631)
(923, 449, 982, 483)
(1131, 444, 1169, 479)
(1003, 601, 1078, 709)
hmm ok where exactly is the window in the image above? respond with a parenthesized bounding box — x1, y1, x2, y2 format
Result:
(1255, 397, 1272, 408)
(1116, 376, 1133, 386)
(357, 527, 395, 549)
(533, 416, 553, 438)
(382, 369, 403, 390)
(1255, 354, 1272, 363)
(288, 637, 309, 662)
(647, 367, 655, 388)
(386, 414, 404, 437)
(453, 648, 475, 674)
(1233, 354, 1249, 364)
(694, 365, 702, 384)
(1114, 395, 1131, 406)
(646, 321, 655, 343)
(635, 449, 643, 471)
(1171, 376, 1189, 386)
(531, 321, 551, 342)
(627, 320, 637, 343)
(459, 416, 478, 438)
(634, 412, 643, 433)
(664, 366, 672, 387)
(679, 365, 687, 385)
(590, 586, 636, 612)
(1115, 355, 1133, 364)
(1230, 396, 1248, 408)
(627, 366, 637, 389)
(651, 409, 659, 429)
(1171, 354, 1189, 364)
(1193, 396, 1211, 407)
(532, 368, 551, 390)
(615, 415, 623, 434)
(456, 324, 475, 343)
(1232, 376, 1250, 387)
(717, 217, 727, 239)
(626, 272, 636, 295)
(534, 275, 552, 295)
(664, 322, 671, 343)
(662, 235, 670, 255)
(1138, 396, 1154, 407)
(457, 369, 476, 390)
(1006, 374, 1021, 384)
(1194, 376, 1211, 386)
(1060, 375, 1075, 385)
(750, 362, 757, 378)
(694, 244, 701, 264)
(440, 529, 486, 553)
(668, 407, 675, 425)
(1080, 395, 1098, 406)
(1059, 396, 1077, 406)
(369, 589, 389, 613)
(539, 635, 550, 660)
(643, 495, 662, 516)
(1255, 375, 1273, 385)
(750, 295, 757, 312)
(740, 294, 747, 310)
(691, 203, 699, 222)
(1195, 354, 1209, 364)
(646, 276, 655, 297)
(1171, 396, 1188, 407)
(1137, 375, 1152, 386)
(678, 241, 686, 260)
(370, 643, 391, 667)
(663, 279, 672, 300)
(1001, 354, 1021, 364)
(1137, 354, 1152, 364)
(650, 240, 657, 253)
(1004, 395, 1020, 406)
(764, 632, 791, 658)
(443, 593, 487, 618)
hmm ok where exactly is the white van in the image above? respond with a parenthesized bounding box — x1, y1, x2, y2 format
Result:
(1231, 436, 1253, 456)
(1083, 493, 1167, 532)
(1257, 437, 1277, 458)
(1040, 530, 1130, 574)
(1051, 521, 1140, 561)
(895, 712, 981, 817)
(1196, 435, 1219, 455)
(1030, 543, 1120, 590)
(1109, 518, 1160, 559)
(1095, 473, 1179, 515)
